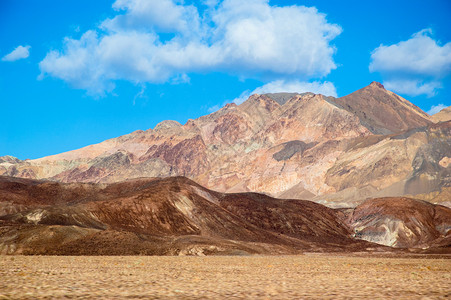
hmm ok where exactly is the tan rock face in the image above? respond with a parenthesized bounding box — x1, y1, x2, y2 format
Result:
(431, 106, 451, 123)
(1, 83, 449, 205)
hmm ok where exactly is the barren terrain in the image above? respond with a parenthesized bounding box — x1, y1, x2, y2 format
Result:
(2, 176, 450, 254)
(1, 255, 450, 299)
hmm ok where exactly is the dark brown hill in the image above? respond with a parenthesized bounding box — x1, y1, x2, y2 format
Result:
(0, 176, 386, 255)
(346, 197, 451, 249)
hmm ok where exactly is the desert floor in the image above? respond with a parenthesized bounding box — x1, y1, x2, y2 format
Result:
(0, 254, 450, 299)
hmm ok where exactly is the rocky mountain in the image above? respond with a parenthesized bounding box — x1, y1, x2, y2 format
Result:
(334, 82, 432, 134)
(1, 176, 449, 255)
(1, 82, 450, 207)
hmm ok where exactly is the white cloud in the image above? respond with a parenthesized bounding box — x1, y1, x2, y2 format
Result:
(427, 103, 447, 115)
(207, 103, 222, 113)
(253, 80, 337, 97)
(106, 0, 202, 36)
(39, 0, 341, 95)
(38, 31, 116, 95)
(370, 29, 451, 97)
(133, 84, 147, 105)
(383, 79, 442, 98)
(2, 45, 31, 62)
(370, 29, 451, 76)
(232, 80, 337, 104)
(213, 1, 341, 77)
(203, 0, 219, 7)
(171, 73, 190, 84)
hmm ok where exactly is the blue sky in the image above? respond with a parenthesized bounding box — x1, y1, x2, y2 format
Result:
(1, 0, 451, 160)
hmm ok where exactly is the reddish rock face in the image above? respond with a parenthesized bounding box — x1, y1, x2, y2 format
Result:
(1, 82, 450, 206)
(140, 135, 209, 176)
(212, 113, 250, 144)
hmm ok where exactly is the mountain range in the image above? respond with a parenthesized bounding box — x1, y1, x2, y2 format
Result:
(2, 82, 451, 208)
(1, 82, 451, 255)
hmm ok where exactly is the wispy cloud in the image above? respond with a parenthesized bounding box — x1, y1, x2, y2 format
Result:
(132, 84, 147, 106)
(39, 0, 341, 96)
(2, 45, 31, 62)
(370, 29, 451, 97)
(208, 79, 336, 111)
(232, 80, 337, 104)
(427, 103, 447, 115)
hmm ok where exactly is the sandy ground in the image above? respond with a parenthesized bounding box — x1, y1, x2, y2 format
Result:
(0, 254, 450, 299)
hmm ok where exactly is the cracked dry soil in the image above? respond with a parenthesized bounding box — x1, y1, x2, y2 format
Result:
(1, 254, 450, 299)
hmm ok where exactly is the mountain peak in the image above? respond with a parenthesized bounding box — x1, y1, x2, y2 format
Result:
(334, 82, 431, 134)
(0, 155, 21, 164)
(154, 120, 182, 132)
(369, 81, 385, 89)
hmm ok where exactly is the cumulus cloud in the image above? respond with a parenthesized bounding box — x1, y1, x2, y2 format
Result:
(427, 103, 447, 115)
(370, 29, 451, 97)
(39, 0, 341, 95)
(232, 80, 337, 104)
(2, 45, 31, 62)
(370, 29, 451, 76)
